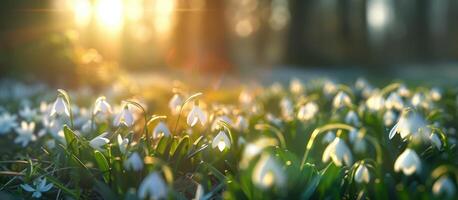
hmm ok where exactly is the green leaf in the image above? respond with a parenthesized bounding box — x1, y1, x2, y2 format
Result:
(94, 150, 110, 182)
(63, 125, 79, 155)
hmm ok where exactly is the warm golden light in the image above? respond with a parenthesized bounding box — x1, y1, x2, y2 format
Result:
(72, 0, 92, 27)
(153, 0, 175, 35)
(125, 0, 143, 22)
(95, 0, 124, 31)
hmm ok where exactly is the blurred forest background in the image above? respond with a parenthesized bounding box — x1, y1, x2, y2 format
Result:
(1, 0, 458, 86)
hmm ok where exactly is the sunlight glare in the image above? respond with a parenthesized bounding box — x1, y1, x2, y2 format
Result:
(153, 0, 175, 35)
(73, 0, 92, 27)
(95, 0, 124, 31)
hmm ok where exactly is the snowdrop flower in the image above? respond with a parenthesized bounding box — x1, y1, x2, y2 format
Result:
(389, 110, 427, 140)
(187, 104, 207, 127)
(193, 184, 204, 200)
(239, 89, 253, 106)
(394, 148, 421, 175)
(430, 133, 442, 150)
(20, 178, 53, 198)
(322, 131, 336, 144)
(235, 115, 249, 132)
(93, 96, 112, 116)
(355, 78, 369, 91)
(383, 110, 397, 126)
(266, 113, 282, 127)
(323, 81, 337, 96)
(117, 134, 129, 154)
(19, 106, 37, 121)
(354, 164, 370, 183)
(81, 120, 92, 134)
(430, 87, 442, 101)
(366, 93, 385, 111)
(152, 121, 171, 139)
(411, 92, 430, 109)
(240, 138, 278, 169)
(345, 110, 360, 126)
(138, 172, 168, 200)
(385, 92, 404, 110)
(433, 176, 456, 198)
(280, 98, 294, 120)
(14, 121, 37, 147)
(0, 112, 17, 134)
(322, 137, 353, 166)
(50, 96, 70, 117)
(397, 84, 410, 97)
(113, 105, 134, 127)
(89, 132, 110, 151)
(169, 93, 182, 115)
(124, 152, 143, 171)
(333, 91, 351, 109)
(212, 130, 231, 152)
(211, 115, 232, 131)
(297, 102, 318, 121)
(252, 153, 286, 189)
(290, 78, 304, 94)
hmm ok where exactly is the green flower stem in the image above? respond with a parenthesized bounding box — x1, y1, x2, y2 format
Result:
(173, 92, 202, 134)
(300, 123, 354, 170)
(254, 123, 286, 149)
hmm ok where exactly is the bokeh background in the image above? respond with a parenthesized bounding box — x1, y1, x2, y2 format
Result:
(1, 0, 458, 86)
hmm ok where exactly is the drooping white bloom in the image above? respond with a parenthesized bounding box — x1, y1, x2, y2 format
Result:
(354, 164, 370, 183)
(394, 148, 421, 175)
(383, 110, 397, 126)
(323, 81, 337, 96)
(19, 105, 37, 121)
(20, 178, 53, 198)
(297, 102, 318, 121)
(240, 138, 278, 169)
(411, 92, 430, 109)
(322, 137, 353, 166)
(138, 172, 168, 200)
(169, 94, 182, 115)
(0, 112, 17, 134)
(14, 121, 37, 147)
(385, 92, 404, 110)
(389, 110, 427, 140)
(290, 78, 304, 95)
(252, 153, 286, 189)
(187, 104, 207, 127)
(322, 131, 336, 144)
(93, 96, 112, 116)
(266, 113, 282, 127)
(117, 134, 129, 154)
(123, 152, 143, 171)
(50, 96, 70, 117)
(430, 87, 442, 101)
(211, 115, 232, 131)
(239, 89, 253, 106)
(429, 133, 442, 150)
(235, 115, 249, 131)
(212, 130, 231, 152)
(345, 110, 360, 126)
(193, 184, 204, 200)
(89, 132, 110, 151)
(81, 120, 92, 134)
(333, 91, 352, 109)
(355, 78, 369, 91)
(433, 176, 456, 198)
(113, 105, 134, 127)
(397, 84, 410, 97)
(280, 98, 294, 120)
(366, 93, 385, 111)
(152, 121, 171, 139)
